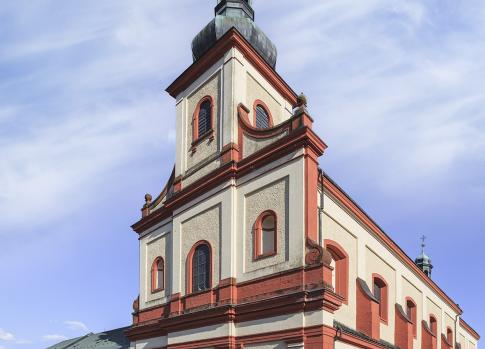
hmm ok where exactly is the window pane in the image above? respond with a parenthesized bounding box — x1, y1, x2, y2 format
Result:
(256, 105, 270, 128)
(157, 269, 164, 289)
(198, 101, 211, 137)
(373, 283, 381, 302)
(192, 244, 210, 292)
(262, 229, 275, 254)
(262, 215, 275, 230)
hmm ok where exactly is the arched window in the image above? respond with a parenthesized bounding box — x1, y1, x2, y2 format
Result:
(447, 327, 453, 344)
(406, 297, 417, 338)
(253, 211, 277, 259)
(253, 100, 272, 129)
(372, 274, 388, 323)
(151, 257, 164, 293)
(192, 97, 213, 143)
(430, 315, 438, 335)
(191, 243, 211, 293)
(324, 240, 349, 303)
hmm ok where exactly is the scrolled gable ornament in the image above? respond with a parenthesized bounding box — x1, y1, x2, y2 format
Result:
(305, 237, 333, 266)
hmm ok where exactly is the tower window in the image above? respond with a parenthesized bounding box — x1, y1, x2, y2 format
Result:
(191, 243, 211, 293)
(198, 100, 212, 137)
(254, 211, 277, 259)
(372, 274, 388, 323)
(253, 100, 272, 129)
(192, 96, 214, 145)
(151, 257, 164, 293)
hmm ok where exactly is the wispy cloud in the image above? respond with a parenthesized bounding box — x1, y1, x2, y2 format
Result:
(0, 329, 14, 341)
(14, 340, 32, 345)
(42, 334, 67, 342)
(64, 321, 89, 332)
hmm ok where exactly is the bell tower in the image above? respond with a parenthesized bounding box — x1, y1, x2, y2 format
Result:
(129, 1, 335, 348)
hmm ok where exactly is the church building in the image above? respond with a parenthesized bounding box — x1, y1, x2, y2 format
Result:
(49, 1, 480, 349)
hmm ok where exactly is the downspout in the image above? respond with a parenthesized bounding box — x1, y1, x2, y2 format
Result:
(318, 168, 325, 246)
(454, 312, 460, 349)
(334, 326, 342, 349)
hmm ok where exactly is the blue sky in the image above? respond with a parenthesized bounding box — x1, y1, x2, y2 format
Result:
(0, 1, 484, 348)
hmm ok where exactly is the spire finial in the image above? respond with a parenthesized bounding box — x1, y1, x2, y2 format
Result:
(420, 235, 426, 254)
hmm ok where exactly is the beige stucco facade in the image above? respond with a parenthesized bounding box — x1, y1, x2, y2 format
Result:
(131, 23, 479, 349)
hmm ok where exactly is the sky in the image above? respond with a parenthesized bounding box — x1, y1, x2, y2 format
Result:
(0, 0, 484, 348)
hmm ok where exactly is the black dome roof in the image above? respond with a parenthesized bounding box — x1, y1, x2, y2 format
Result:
(191, 1, 277, 68)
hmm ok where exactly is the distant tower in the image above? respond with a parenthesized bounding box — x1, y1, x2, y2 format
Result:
(415, 235, 433, 277)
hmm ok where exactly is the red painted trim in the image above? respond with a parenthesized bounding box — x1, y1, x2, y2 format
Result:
(130, 264, 341, 336)
(324, 239, 349, 304)
(395, 303, 413, 349)
(372, 273, 388, 324)
(446, 327, 454, 344)
(253, 210, 277, 260)
(422, 319, 438, 349)
(166, 29, 298, 105)
(151, 257, 165, 293)
(442, 333, 454, 349)
(405, 296, 418, 338)
(305, 147, 320, 243)
(191, 96, 215, 154)
(252, 100, 274, 128)
(460, 318, 480, 340)
(322, 173, 462, 315)
(186, 240, 213, 295)
(132, 111, 326, 235)
(430, 314, 438, 335)
(356, 278, 380, 339)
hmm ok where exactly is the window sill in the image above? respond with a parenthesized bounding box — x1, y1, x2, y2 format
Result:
(253, 251, 277, 261)
(380, 316, 388, 325)
(186, 288, 212, 297)
(151, 288, 164, 294)
(191, 129, 214, 154)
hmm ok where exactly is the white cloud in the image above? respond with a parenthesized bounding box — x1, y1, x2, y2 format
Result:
(14, 339, 32, 345)
(64, 320, 89, 332)
(42, 334, 67, 342)
(0, 329, 14, 341)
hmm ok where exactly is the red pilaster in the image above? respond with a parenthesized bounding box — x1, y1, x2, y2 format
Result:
(356, 278, 380, 340)
(395, 304, 413, 349)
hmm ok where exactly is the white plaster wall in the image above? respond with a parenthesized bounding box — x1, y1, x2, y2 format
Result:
(243, 58, 293, 126)
(236, 154, 305, 282)
(175, 57, 225, 178)
(139, 222, 172, 310)
(245, 342, 287, 349)
(242, 131, 289, 158)
(244, 177, 288, 272)
(186, 72, 221, 170)
(134, 335, 167, 349)
(246, 73, 284, 126)
(402, 276, 423, 348)
(162, 310, 331, 346)
(335, 342, 360, 349)
(323, 213, 358, 328)
(366, 247, 396, 343)
(322, 191, 468, 346)
(180, 204, 221, 294)
(183, 157, 221, 187)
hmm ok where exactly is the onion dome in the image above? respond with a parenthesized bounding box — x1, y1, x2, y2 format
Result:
(192, 0, 278, 68)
